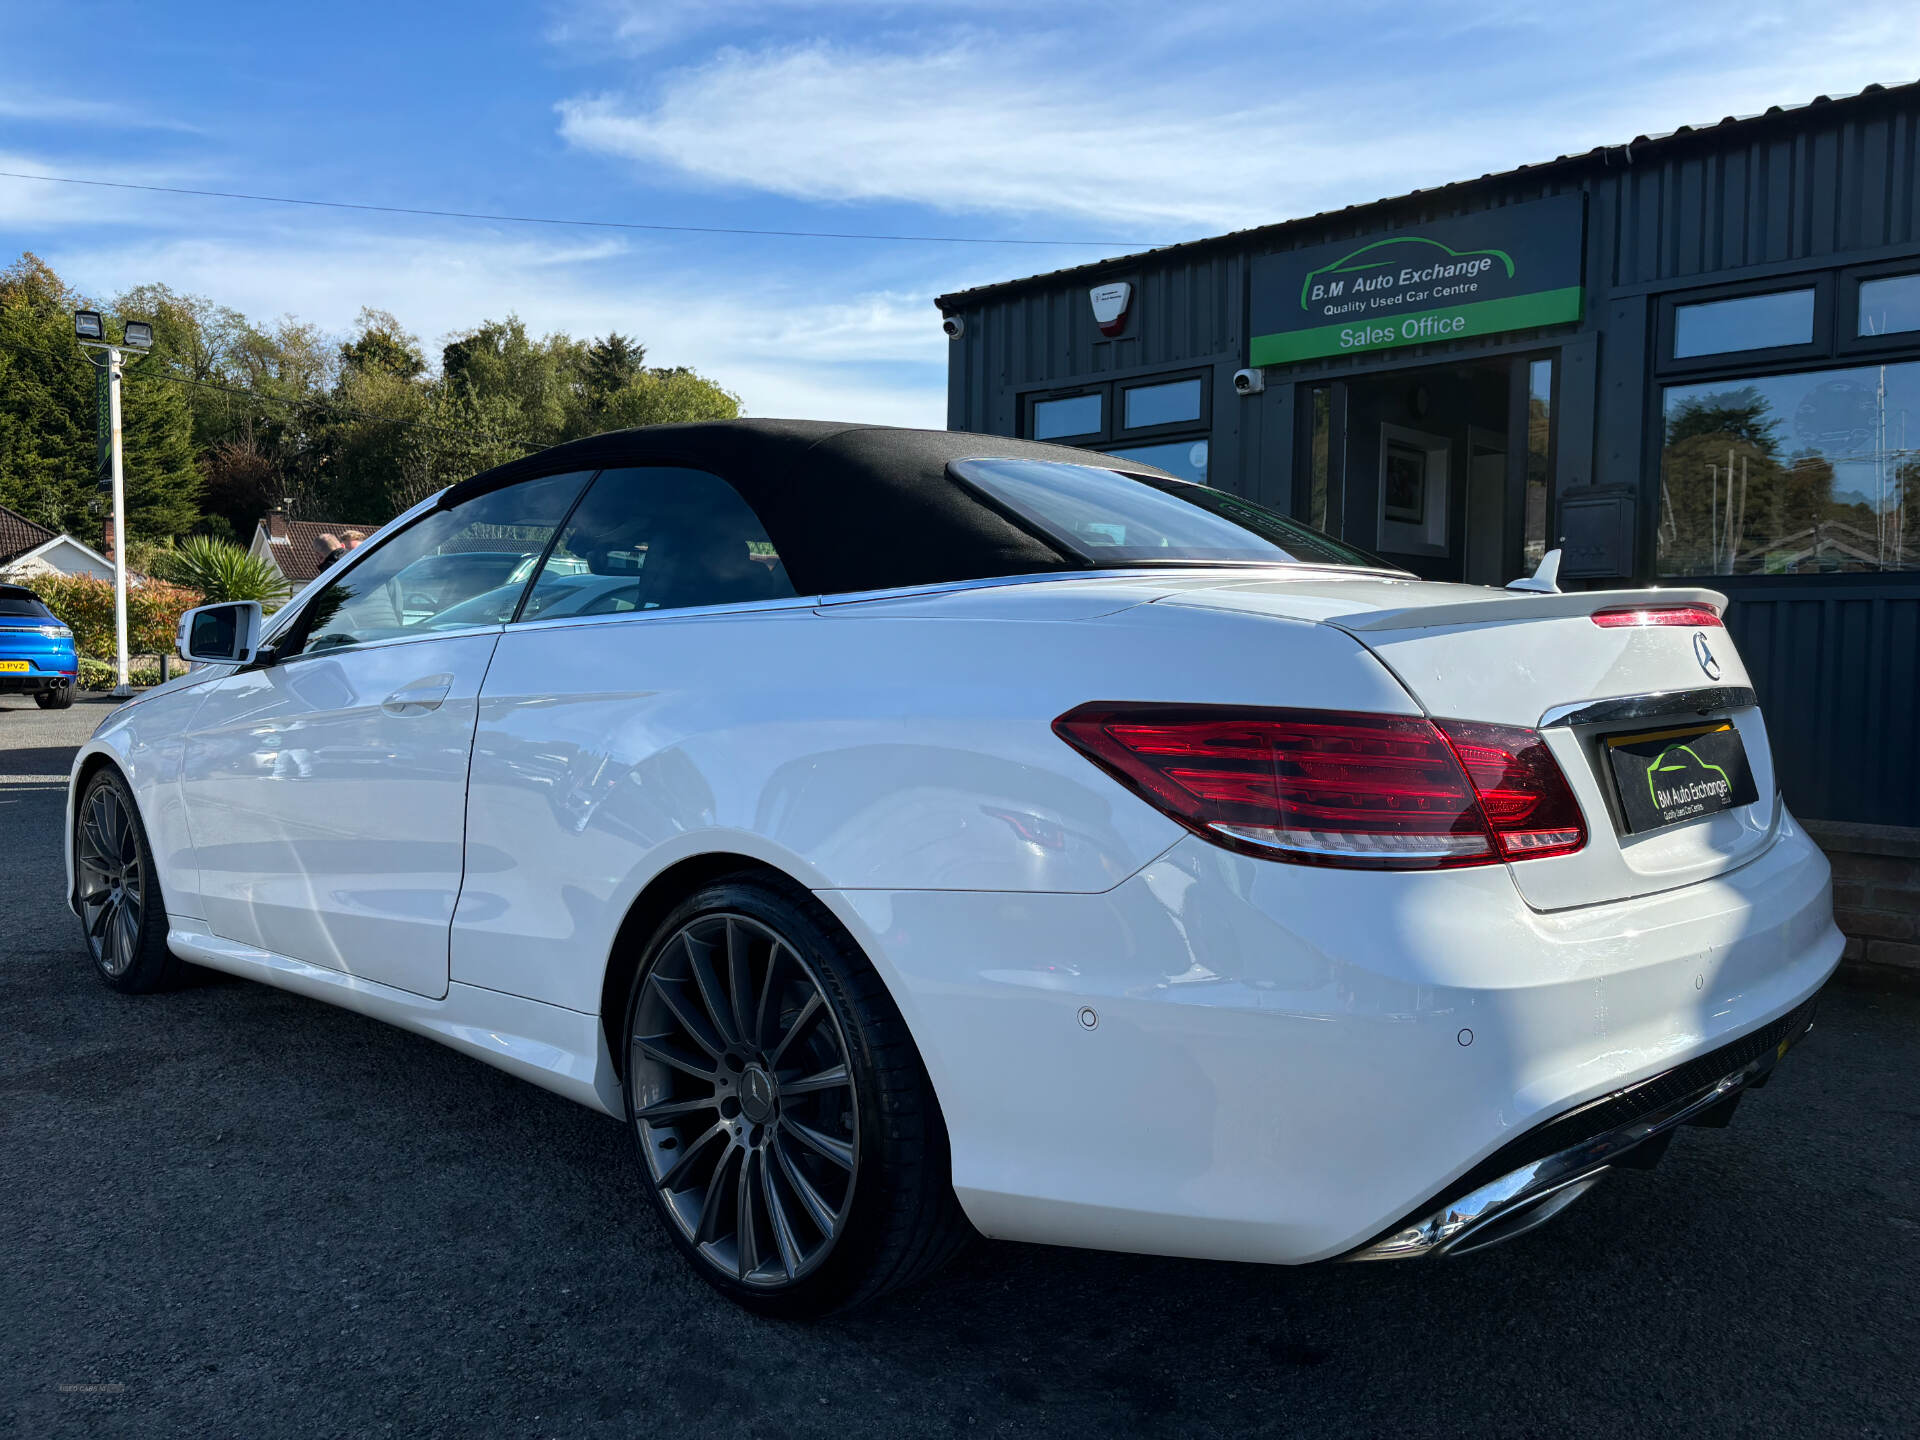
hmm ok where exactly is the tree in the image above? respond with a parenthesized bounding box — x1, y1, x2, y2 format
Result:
(0, 254, 202, 540)
(585, 331, 645, 398)
(587, 366, 741, 432)
(5, 251, 748, 538)
(339, 307, 425, 380)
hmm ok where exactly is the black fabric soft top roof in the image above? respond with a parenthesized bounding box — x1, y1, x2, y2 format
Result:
(442, 419, 1174, 597)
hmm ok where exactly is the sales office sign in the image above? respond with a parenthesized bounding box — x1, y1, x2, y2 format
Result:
(1248, 193, 1585, 367)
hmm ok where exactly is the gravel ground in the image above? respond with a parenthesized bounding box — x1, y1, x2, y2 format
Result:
(3, 691, 1916, 1439)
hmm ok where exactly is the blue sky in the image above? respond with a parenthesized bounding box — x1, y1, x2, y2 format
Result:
(3, 1, 1915, 427)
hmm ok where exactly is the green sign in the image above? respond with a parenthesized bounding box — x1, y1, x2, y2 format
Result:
(95, 364, 111, 481)
(1249, 194, 1585, 368)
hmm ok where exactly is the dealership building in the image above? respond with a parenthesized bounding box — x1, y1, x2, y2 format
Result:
(938, 82, 1920, 974)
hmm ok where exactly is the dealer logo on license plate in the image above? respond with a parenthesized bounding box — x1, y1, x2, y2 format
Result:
(1605, 721, 1759, 834)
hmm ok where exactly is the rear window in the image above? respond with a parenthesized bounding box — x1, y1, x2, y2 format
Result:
(0, 594, 54, 619)
(951, 458, 1389, 569)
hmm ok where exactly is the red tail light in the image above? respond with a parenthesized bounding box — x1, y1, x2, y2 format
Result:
(1052, 704, 1586, 869)
(1591, 604, 1721, 628)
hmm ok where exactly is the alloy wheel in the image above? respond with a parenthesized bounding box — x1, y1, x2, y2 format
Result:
(77, 783, 144, 978)
(630, 913, 860, 1287)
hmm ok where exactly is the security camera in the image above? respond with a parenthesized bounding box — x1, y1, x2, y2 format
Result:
(941, 314, 965, 339)
(1232, 367, 1265, 396)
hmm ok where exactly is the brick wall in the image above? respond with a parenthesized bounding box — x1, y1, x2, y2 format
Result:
(1805, 820, 1920, 991)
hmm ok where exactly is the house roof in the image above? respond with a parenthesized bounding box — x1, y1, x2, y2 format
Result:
(0, 504, 59, 566)
(935, 79, 1920, 311)
(257, 512, 382, 585)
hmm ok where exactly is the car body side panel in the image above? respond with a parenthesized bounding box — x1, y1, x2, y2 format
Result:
(166, 917, 623, 1115)
(451, 597, 1415, 1011)
(177, 633, 500, 1000)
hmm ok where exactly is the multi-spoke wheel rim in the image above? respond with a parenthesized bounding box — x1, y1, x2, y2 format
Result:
(77, 785, 143, 978)
(630, 913, 859, 1288)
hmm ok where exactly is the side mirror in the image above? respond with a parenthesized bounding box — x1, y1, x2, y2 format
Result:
(177, 601, 264, 666)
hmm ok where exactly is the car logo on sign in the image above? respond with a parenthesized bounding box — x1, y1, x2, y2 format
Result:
(1693, 632, 1721, 680)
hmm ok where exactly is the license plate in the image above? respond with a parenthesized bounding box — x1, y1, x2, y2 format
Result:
(1605, 720, 1759, 834)
(0, 659, 28, 672)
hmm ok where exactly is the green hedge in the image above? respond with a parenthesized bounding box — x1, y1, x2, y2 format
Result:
(29, 574, 202, 662)
(77, 657, 168, 690)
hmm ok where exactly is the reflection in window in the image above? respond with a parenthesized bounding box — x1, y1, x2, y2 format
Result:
(1525, 359, 1553, 567)
(1658, 362, 1918, 575)
(1104, 439, 1209, 485)
(291, 470, 590, 655)
(521, 467, 794, 619)
(1673, 289, 1815, 358)
(1307, 385, 1338, 535)
(1032, 393, 1103, 440)
(1123, 378, 1202, 429)
(1859, 274, 1920, 338)
(952, 458, 1383, 569)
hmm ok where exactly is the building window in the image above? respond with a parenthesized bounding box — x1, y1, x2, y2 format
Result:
(1104, 439, 1210, 485)
(1859, 273, 1920, 338)
(1673, 288, 1816, 359)
(1657, 360, 1919, 575)
(1122, 377, 1203, 430)
(1524, 358, 1553, 567)
(1024, 370, 1212, 483)
(1031, 393, 1103, 441)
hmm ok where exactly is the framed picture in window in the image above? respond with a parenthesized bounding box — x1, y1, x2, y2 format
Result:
(1378, 425, 1450, 556)
(1383, 441, 1428, 525)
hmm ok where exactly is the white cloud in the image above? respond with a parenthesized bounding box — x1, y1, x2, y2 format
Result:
(0, 91, 202, 132)
(556, 13, 1920, 232)
(37, 226, 949, 427)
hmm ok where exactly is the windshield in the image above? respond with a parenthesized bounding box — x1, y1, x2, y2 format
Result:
(0, 595, 55, 619)
(951, 458, 1392, 570)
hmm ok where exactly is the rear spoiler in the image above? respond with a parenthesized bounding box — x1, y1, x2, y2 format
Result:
(1327, 587, 1729, 634)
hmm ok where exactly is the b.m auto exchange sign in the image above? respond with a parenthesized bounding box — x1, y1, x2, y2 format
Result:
(1248, 194, 1584, 367)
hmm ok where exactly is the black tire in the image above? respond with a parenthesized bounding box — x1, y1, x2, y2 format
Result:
(621, 874, 971, 1316)
(36, 683, 74, 710)
(75, 767, 186, 993)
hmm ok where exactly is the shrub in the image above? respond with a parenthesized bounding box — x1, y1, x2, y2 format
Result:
(78, 657, 167, 690)
(152, 535, 289, 607)
(33, 574, 203, 661)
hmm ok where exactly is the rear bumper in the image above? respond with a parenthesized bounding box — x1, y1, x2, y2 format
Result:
(1343, 990, 1819, 1259)
(0, 663, 74, 693)
(819, 803, 1842, 1265)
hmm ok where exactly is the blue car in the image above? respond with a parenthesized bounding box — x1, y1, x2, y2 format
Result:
(0, 582, 78, 709)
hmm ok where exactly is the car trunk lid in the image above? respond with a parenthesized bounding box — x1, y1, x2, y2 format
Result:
(1158, 576, 1776, 911)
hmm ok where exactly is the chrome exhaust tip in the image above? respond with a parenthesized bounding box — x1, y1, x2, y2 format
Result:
(1346, 1163, 1610, 1261)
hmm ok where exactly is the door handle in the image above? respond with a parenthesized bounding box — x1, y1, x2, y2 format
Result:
(381, 674, 453, 716)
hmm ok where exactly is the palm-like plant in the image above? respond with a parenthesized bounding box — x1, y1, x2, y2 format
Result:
(155, 535, 290, 609)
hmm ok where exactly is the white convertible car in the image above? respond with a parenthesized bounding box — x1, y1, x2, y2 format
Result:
(67, 420, 1839, 1314)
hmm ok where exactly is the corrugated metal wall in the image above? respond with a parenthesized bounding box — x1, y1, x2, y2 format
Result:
(1603, 102, 1920, 285)
(1722, 578, 1920, 827)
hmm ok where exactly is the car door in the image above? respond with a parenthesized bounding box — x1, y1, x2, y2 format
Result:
(179, 470, 595, 998)
(451, 466, 801, 1009)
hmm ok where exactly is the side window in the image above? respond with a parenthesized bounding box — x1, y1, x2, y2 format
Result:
(520, 467, 796, 621)
(282, 470, 593, 658)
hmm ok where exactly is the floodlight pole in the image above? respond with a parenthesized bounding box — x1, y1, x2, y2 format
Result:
(106, 345, 130, 696)
(76, 312, 147, 698)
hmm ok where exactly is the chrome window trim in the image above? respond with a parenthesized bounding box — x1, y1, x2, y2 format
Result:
(1538, 685, 1758, 730)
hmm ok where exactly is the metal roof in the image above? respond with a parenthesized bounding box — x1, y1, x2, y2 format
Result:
(935, 79, 1920, 310)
